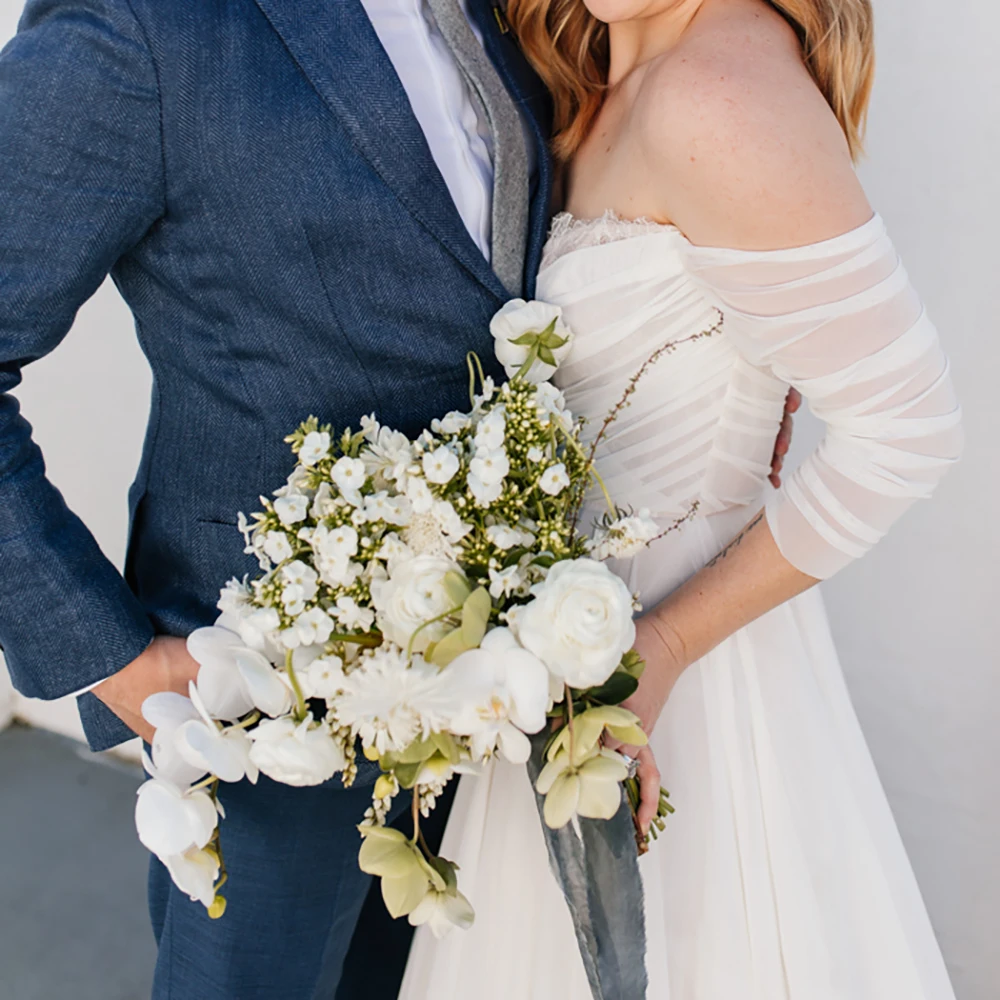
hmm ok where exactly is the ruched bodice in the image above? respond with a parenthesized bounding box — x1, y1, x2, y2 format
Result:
(538, 211, 963, 579)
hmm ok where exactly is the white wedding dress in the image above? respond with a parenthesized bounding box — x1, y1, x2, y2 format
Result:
(400, 212, 962, 999)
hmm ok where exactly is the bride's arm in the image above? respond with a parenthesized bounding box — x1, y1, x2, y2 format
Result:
(623, 44, 964, 737)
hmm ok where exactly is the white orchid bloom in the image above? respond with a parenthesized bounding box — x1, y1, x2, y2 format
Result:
(141, 691, 208, 788)
(135, 753, 219, 860)
(447, 628, 550, 764)
(408, 886, 475, 938)
(249, 716, 347, 786)
(187, 625, 293, 720)
(163, 847, 221, 908)
(173, 682, 259, 785)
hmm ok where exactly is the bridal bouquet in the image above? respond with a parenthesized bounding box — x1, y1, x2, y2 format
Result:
(134, 299, 676, 939)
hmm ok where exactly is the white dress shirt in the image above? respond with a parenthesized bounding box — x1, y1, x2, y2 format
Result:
(73, 0, 521, 701)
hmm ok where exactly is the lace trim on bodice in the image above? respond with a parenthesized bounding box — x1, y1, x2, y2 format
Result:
(542, 210, 676, 270)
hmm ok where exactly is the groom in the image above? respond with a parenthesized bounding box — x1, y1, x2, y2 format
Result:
(0, 0, 794, 995)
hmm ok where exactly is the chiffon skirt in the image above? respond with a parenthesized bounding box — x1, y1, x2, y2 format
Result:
(399, 507, 957, 999)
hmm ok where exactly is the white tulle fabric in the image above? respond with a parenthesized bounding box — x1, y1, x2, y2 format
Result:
(399, 214, 959, 1000)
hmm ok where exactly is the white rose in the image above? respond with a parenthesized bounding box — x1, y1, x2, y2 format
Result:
(299, 430, 331, 467)
(422, 445, 460, 485)
(517, 558, 636, 688)
(249, 717, 346, 786)
(490, 299, 573, 383)
(372, 554, 463, 653)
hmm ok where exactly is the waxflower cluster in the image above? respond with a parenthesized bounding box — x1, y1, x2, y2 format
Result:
(135, 299, 673, 934)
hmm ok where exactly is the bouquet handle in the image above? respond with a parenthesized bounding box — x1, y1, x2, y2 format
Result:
(526, 733, 649, 1000)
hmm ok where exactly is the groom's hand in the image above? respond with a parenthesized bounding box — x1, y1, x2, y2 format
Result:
(92, 636, 200, 743)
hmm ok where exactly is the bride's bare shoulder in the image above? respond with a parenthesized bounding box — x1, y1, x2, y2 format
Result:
(634, 1, 870, 248)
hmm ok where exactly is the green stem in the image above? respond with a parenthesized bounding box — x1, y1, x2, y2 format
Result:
(406, 605, 463, 659)
(285, 649, 307, 720)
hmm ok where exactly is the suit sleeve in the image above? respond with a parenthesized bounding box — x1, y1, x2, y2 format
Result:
(0, 0, 164, 699)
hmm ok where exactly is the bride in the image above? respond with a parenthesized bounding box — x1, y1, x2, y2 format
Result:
(401, 0, 962, 996)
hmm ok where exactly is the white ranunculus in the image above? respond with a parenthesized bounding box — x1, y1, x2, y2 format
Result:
(164, 847, 221, 908)
(371, 554, 463, 653)
(517, 559, 636, 688)
(187, 624, 292, 720)
(330, 455, 368, 494)
(408, 886, 475, 938)
(249, 716, 346, 786)
(538, 463, 570, 496)
(135, 765, 219, 860)
(422, 445, 460, 485)
(274, 494, 309, 526)
(490, 299, 573, 383)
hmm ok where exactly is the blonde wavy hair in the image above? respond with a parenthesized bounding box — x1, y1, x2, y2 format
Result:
(506, 0, 875, 161)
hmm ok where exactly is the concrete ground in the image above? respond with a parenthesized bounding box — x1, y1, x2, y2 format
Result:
(0, 724, 156, 1000)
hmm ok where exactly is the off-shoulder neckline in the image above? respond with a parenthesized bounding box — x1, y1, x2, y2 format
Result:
(548, 209, 884, 259)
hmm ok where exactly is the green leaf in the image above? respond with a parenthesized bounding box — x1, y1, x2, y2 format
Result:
(430, 731, 461, 765)
(381, 868, 431, 918)
(586, 671, 639, 706)
(426, 854, 459, 893)
(428, 627, 470, 667)
(460, 586, 491, 647)
(442, 570, 473, 606)
(620, 649, 646, 680)
(396, 737, 437, 765)
(393, 761, 424, 789)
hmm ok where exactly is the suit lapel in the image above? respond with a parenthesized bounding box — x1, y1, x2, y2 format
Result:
(253, 0, 506, 299)
(466, 0, 555, 297)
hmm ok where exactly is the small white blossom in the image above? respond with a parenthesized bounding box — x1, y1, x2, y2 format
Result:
(262, 531, 294, 564)
(431, 411, 470, 435)
(299, 431, 331, 467)
(469, 448, 509, 487)
(468, 472, 502, 506)
(330, 456, 367, 494)
(589, 509, 660, 560)
(334, 595, 375, 631)
(527, 446, 545, 463)
(474, 407, 506, 451)
(274, 494, 309, 526)
(292, 607, 335, 647)
(302, 655, 346, 700)
(422, 445, 460, 485)
(538, 463, 570, 496)
(488, 563, 526, 600)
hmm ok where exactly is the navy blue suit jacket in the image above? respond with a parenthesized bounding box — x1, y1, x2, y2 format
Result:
(0, 0, 553, 751)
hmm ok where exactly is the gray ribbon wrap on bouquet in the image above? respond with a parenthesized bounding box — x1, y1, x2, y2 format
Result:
(526, 733, 649, 999)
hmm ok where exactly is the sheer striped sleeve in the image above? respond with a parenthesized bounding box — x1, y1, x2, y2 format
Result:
(680, 214, 964, 580)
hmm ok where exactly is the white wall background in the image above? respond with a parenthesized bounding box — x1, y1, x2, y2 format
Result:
(0, 0, 996, 996)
